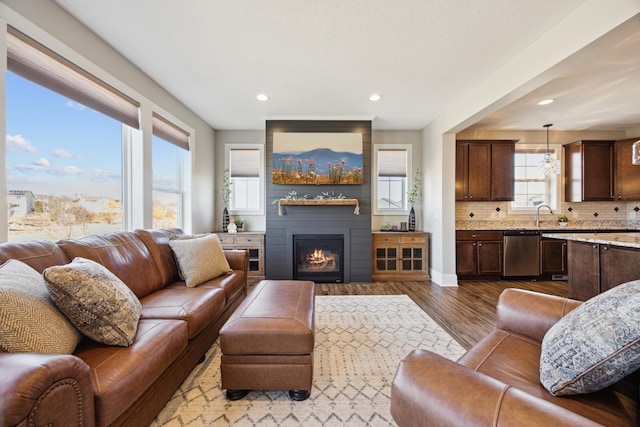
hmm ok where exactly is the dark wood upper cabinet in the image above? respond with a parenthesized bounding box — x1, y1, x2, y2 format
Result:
(563, 140, 614, 202)
(456, 140, 516, 202)
(614, 138, 640, 200)
(490, 143, 515, 201)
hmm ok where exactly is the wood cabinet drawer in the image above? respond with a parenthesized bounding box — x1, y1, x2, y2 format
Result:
(456, 230, 503, 241)
(236, 236, 261, 245)
(375, 235, 397, 244)
(400, 235, 426, 244)
(217, 235, 236, 244)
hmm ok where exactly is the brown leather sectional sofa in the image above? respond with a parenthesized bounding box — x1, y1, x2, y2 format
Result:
(0, 228, 249, 427)
(391, 289, 637, 426)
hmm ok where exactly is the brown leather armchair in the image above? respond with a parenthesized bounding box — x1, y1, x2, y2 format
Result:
(390, 289, 637, 427)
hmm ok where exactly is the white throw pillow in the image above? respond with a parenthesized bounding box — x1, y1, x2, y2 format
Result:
(540, 280, 640, 396)
(0, 259, 82, 354)
(169, 233, 232, 287)
(43, 257, 142, 347)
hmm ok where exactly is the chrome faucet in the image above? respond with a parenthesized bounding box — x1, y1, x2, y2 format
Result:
(536, 204, 553, 227)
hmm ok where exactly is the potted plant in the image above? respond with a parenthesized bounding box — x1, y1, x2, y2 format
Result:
(234, 217, 244, 232)
(558, 214, 568, 227)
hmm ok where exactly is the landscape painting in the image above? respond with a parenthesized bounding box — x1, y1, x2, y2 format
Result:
(272, 132, 363, 184)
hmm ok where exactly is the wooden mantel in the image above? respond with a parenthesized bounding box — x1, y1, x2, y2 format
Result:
(277, 198, 360, 215)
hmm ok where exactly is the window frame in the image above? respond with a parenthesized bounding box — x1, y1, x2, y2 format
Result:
(373, 144, 412, 216)
(1, 21, 195, 240)
(225, 144, 264, 216)
(508, 143, 562, 214)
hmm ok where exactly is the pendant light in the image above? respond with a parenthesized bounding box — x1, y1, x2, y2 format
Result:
(540, 123, 560, 176)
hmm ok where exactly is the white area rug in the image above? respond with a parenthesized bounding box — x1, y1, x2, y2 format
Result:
(151, 295, 466, 426)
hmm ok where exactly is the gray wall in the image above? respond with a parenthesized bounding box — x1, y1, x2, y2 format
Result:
(265, 120, 372, 282)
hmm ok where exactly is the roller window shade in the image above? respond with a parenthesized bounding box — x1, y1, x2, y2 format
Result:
(152, 113, 190, 151)
(7, 27, 140, 129)
(378, 149, 407, 177)
(230, 149, 260, 177)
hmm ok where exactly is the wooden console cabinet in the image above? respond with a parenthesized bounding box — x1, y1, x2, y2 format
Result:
(372, 232, 430, 281)
(216, 232, 265, 285)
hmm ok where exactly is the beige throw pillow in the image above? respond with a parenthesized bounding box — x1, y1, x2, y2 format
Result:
(43, 257, 142, 347)
(169, 233, 232, 287)
(0, 259, 82, 354)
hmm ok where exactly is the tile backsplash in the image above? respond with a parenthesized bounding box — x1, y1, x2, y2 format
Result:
(456, 201, 640, 230)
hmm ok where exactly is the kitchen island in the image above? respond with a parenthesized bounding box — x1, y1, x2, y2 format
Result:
(543, 232, 640, 300)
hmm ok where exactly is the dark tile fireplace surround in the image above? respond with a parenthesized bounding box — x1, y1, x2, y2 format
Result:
(264, 120, 372, 283)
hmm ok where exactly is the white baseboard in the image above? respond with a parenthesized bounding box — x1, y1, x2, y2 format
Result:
(430, 269, 459, 287)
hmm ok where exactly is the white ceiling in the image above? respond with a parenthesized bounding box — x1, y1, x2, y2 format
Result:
(53, 0, 639, 132)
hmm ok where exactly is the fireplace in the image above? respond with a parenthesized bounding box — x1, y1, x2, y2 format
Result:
(293, 234, 344, 283)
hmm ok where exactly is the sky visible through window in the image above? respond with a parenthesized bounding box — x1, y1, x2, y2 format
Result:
(6, 72, 122, 199)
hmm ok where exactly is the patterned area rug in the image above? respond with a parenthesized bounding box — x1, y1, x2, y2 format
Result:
(151, 295, 466, 426)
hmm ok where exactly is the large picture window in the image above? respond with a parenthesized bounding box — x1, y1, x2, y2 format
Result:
(6, 72, 124, 241)
(4, 26, 191, 240)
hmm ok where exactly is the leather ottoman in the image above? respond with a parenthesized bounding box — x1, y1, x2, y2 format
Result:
(219, 280, 315, 401)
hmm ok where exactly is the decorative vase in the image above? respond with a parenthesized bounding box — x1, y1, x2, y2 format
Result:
(408, 206, 416, 231)
(222, 207, 230, 232)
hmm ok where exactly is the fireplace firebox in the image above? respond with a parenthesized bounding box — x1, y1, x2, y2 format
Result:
(293, 234, 344, 283)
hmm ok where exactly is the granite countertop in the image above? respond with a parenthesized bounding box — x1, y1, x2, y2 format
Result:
(542, 232, 640, 249)
(456, 220, 640, 231)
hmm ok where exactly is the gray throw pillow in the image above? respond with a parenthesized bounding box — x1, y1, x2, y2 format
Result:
(43, 257, 142, 347)
(540, 280, 640, 396)
(0, 259, 82, 354)
(169, 233, 232, 287)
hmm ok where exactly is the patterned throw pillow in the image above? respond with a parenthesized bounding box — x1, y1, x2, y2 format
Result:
(0, 259, 82, 353)
(43, 257, 142, 347)
(169, 233, 232, 287)
(540, 280, 640, 396)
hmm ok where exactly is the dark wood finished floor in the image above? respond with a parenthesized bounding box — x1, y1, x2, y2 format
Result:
(315, 279, 569, 350)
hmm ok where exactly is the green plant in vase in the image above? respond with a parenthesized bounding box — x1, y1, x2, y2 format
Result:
(407, 168, 422, 231)
(234, 217, 244, 232)
(221, 169, 231, 231)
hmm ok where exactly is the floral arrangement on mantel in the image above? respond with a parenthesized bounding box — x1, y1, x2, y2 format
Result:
(275, 191, 359, 215)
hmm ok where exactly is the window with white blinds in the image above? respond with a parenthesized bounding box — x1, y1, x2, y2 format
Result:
(7, 27, 140, 129)
(226, 145, 263, 214)
(374, 145, 412, 214)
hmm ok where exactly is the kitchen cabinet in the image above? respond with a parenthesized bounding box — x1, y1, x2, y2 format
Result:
(614, 138, 640, 200)
(540, 238, 567, 277)
(455, 140, 516, 202)
(456, 230, 503, 278)
(567, 240, 640, 301)
(216, 232, 264, 285)
(372, 232, 430, 281)
(563, 140, 614, 202)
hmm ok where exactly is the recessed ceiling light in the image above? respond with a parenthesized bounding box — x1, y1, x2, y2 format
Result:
(369, 94, 382, 102)
(537, 98, 554, 106)
(256, 94, 269, 101)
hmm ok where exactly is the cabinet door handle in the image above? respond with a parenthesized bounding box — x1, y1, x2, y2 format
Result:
(478, 243, 482, 247)
(603, 246, 609, 250)
(592, 245, 598, 249)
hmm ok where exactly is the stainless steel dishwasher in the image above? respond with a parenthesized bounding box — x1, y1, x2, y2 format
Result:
(503, 230, 540, 277)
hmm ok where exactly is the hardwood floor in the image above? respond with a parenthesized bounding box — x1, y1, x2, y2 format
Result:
(315, 279, 569, 350)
